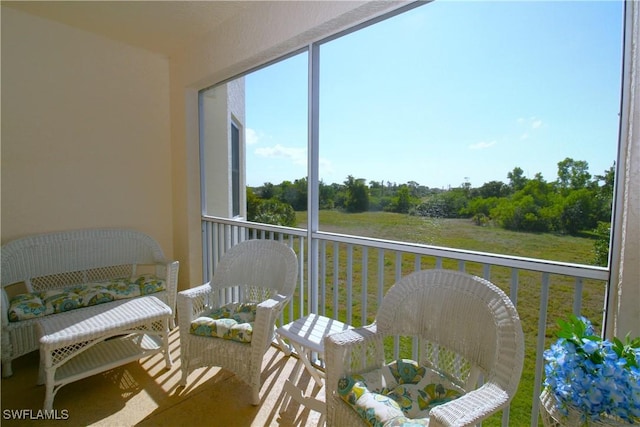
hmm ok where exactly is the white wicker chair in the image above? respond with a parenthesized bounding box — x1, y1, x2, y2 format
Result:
(177, 239, 298, 405)
(324, 269, 525, 427)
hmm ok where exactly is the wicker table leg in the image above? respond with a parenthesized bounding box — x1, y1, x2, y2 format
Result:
(41, 344, 56, 411)
(161, 317, 172, 368)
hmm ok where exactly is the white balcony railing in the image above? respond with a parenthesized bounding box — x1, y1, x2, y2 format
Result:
(202, 215, 610, 427)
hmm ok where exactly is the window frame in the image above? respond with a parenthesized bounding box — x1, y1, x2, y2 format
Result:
(231, 119, 241, 218)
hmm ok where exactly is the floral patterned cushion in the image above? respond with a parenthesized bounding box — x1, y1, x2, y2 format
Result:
(231, 303, 257, 323)
(338, 376, 405, 426)
(106, 279, 142, 299)
(7, 293, 47, 321)
(68, 284, 117, 306)
(40, 290, 83, 315)
(136, 275, 166, 295)
(6, 275, 166, 322)
(189, 302, 257, 343)
(338, 359, 465, 426)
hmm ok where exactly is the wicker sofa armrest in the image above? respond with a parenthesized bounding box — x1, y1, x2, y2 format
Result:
(1, 290, 9, 328)
(155, 260, 179, 328)
(157, 260, 179, 296)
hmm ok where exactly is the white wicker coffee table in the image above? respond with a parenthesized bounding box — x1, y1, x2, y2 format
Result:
(37, 296, 172, 410)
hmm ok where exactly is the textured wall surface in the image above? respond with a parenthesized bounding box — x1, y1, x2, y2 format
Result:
(1, 7, 173, 255)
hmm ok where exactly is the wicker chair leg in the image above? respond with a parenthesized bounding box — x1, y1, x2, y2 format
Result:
(179, 364, 189, 386)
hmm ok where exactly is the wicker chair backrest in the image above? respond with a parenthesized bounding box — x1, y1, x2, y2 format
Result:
(210, 239, 298, 302)
(376, 269, 524, 397)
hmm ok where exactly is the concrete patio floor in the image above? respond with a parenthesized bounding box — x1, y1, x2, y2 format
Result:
(0, 328, 324, 426)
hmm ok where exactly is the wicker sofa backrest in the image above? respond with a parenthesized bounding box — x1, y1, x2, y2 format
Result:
(2, 229, 167, 292)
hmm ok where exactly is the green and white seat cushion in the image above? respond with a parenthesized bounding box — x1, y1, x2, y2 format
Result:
(189, 302, 257, 343)
(7, 275, 166, 321)
(338, 359, 465, 427)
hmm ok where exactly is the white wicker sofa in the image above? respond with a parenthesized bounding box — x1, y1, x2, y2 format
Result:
(1, 228, 179, 377)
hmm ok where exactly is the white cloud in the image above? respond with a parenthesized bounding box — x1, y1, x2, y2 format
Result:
(517, 116, 543, 130)
(469, 140, 497, 150)
(252, 144, 333, 177)
(246, 128, 260, 145)
(516, 117, 543, 140)
(254, 144, 306, 166)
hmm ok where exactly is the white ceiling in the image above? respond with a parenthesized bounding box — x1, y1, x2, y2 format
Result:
(3, 1, 260, 56)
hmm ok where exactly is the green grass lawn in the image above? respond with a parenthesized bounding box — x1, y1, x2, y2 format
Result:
(297, 210, 599, 265)
(294, 210, 606, 426)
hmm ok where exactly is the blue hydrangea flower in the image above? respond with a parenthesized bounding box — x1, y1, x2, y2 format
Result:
(543, 316, 640, 424)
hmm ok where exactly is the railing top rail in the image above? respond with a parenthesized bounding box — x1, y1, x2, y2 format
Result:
(313, 230, 608, 280)
(202, 215, 609, 281)
(202, 215, 306, 237)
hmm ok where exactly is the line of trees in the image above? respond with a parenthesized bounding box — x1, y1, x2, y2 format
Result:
(247, 158, 614, 265)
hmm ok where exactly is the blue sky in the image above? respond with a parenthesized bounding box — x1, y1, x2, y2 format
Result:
(245, 0, 623, 189)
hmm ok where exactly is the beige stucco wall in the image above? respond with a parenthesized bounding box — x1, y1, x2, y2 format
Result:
(1, 7, 173, 255)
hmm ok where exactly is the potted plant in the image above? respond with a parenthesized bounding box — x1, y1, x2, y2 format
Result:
(540, 315, 640, 426)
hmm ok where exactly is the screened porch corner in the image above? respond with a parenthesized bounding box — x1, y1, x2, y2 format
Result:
(203, 215, 612, 427)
